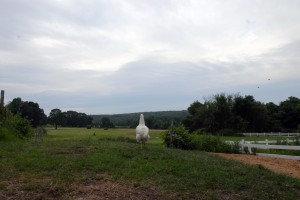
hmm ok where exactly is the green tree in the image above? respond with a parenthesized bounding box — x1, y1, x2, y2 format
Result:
(182, 101, 205, 132)
(101, 117, 114, 129)
(213, 93, 234, 131)
(48, 108, 64, 129)
(6, 98, 47, 127)
(61, 111, 91, 127)
(265, 102, 281, 131)
(279, 96, 300, 131)
(183, 93, 271, 134)
(6, 97, 22, 114)
(232, 95, 269, 132)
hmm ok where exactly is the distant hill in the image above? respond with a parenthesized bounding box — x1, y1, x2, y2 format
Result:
(91, 110, 188, 129)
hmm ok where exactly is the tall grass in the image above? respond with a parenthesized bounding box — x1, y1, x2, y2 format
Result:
(0, 128, 299, 199)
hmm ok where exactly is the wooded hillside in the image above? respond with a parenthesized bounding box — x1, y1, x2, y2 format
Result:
(91, 110, 188, 129)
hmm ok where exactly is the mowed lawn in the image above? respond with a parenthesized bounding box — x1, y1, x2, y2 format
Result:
(0, 128, 299, 199)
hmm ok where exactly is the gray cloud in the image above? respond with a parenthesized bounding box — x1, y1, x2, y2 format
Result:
(1, 0, 300, 115)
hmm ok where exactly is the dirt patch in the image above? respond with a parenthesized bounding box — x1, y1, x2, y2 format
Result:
(70, 178, 169, 200)
(216, 153, 300, 179)
(0, 177, 170, 200)
(0, 178, 66, 200)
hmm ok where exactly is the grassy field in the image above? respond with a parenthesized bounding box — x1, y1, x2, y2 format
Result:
(0, 128, 299, 199)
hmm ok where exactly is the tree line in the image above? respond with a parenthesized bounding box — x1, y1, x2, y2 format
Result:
(3, 98, 93, 129)
(48, 108, 92, 129)
(182, 94, 300, 135)
(2, 94, 299, 134)
(91, 111, 188, 129)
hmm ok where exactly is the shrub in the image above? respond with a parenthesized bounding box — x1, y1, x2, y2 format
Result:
(295, 136, 299, 145)
(163, 126, 241, 153)
(231, 141, 241, 153)
(86, 124, 92, 129)
(6, 115, 32, 138)
(0, 126, 9, 140)
(218, 129, 237, 136)
(192, 135, 220, 152)
(191, 134, 240, 153)
(193, 128, 207, 135)
(162, 124, 196, 150)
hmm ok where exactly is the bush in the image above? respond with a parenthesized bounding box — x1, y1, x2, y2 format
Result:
(162, 124, 196, 150)
(0, 126, 9, 140)
(34, 127, 47, 135)
(163, 126, 241, 153)
(6, 115, 32, 138)
(193, 128, 207, 135)
(217, 129, 242, 136)
(86, 124, 92, 129)
(191, 134, 240, 153)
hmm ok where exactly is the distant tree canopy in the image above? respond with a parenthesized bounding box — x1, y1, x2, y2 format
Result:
(183, 94, 300, 135)
(48, 109, 92, 128)
(6, 98, 47, 127)
(100, 117, 115, 129)
(91, 111, 188, 129)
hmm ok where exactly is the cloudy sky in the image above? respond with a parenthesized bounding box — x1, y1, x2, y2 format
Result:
(1, 0, 300, 115)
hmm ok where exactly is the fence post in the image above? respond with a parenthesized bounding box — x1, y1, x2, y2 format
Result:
(0, 90, 4, 108)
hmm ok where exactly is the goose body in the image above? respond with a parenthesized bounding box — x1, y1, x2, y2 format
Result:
(136, 114, 149, 148)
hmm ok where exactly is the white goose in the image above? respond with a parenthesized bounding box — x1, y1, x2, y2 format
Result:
(136, 114, 149, 149)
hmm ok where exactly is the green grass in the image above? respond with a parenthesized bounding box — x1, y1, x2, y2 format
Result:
(0, 128, 299, 199)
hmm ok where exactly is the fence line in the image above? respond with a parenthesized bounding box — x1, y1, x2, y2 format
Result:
(241, 133, 300, 137)
(225, 139, 300, 160)
(225, 139, 297, 145)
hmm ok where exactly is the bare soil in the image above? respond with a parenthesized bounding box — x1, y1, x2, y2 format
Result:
(216, 153, 300, 179)
(70, 178, 169, 200)
(0, 178, 171, 200)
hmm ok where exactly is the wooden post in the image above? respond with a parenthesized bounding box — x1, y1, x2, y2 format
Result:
(0, 90, 4, 107)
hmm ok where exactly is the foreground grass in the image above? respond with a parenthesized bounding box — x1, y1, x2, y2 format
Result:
(0, 128, 299, 199)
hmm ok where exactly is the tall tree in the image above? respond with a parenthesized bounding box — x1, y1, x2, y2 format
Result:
(279, 96, 300, 131)
(48, 108, 64, 129)
(213, 93, 234, 130)
(265, 102, 281, 132)
(183, 101, 205, 132)
(6, 97, 22, 114)
(6, 98, 47, 127)
(61, 110, 93, 127)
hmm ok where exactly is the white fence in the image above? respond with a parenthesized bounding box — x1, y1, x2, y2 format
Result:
(225, 139, 300, 160)
(242, 133, 300, 137)
(226, 138, 298, 145)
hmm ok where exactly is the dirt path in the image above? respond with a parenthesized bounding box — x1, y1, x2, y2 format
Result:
(216, 153, 300, 179)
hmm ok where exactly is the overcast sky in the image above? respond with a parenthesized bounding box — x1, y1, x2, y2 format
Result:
(1, 0, 300, 115)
